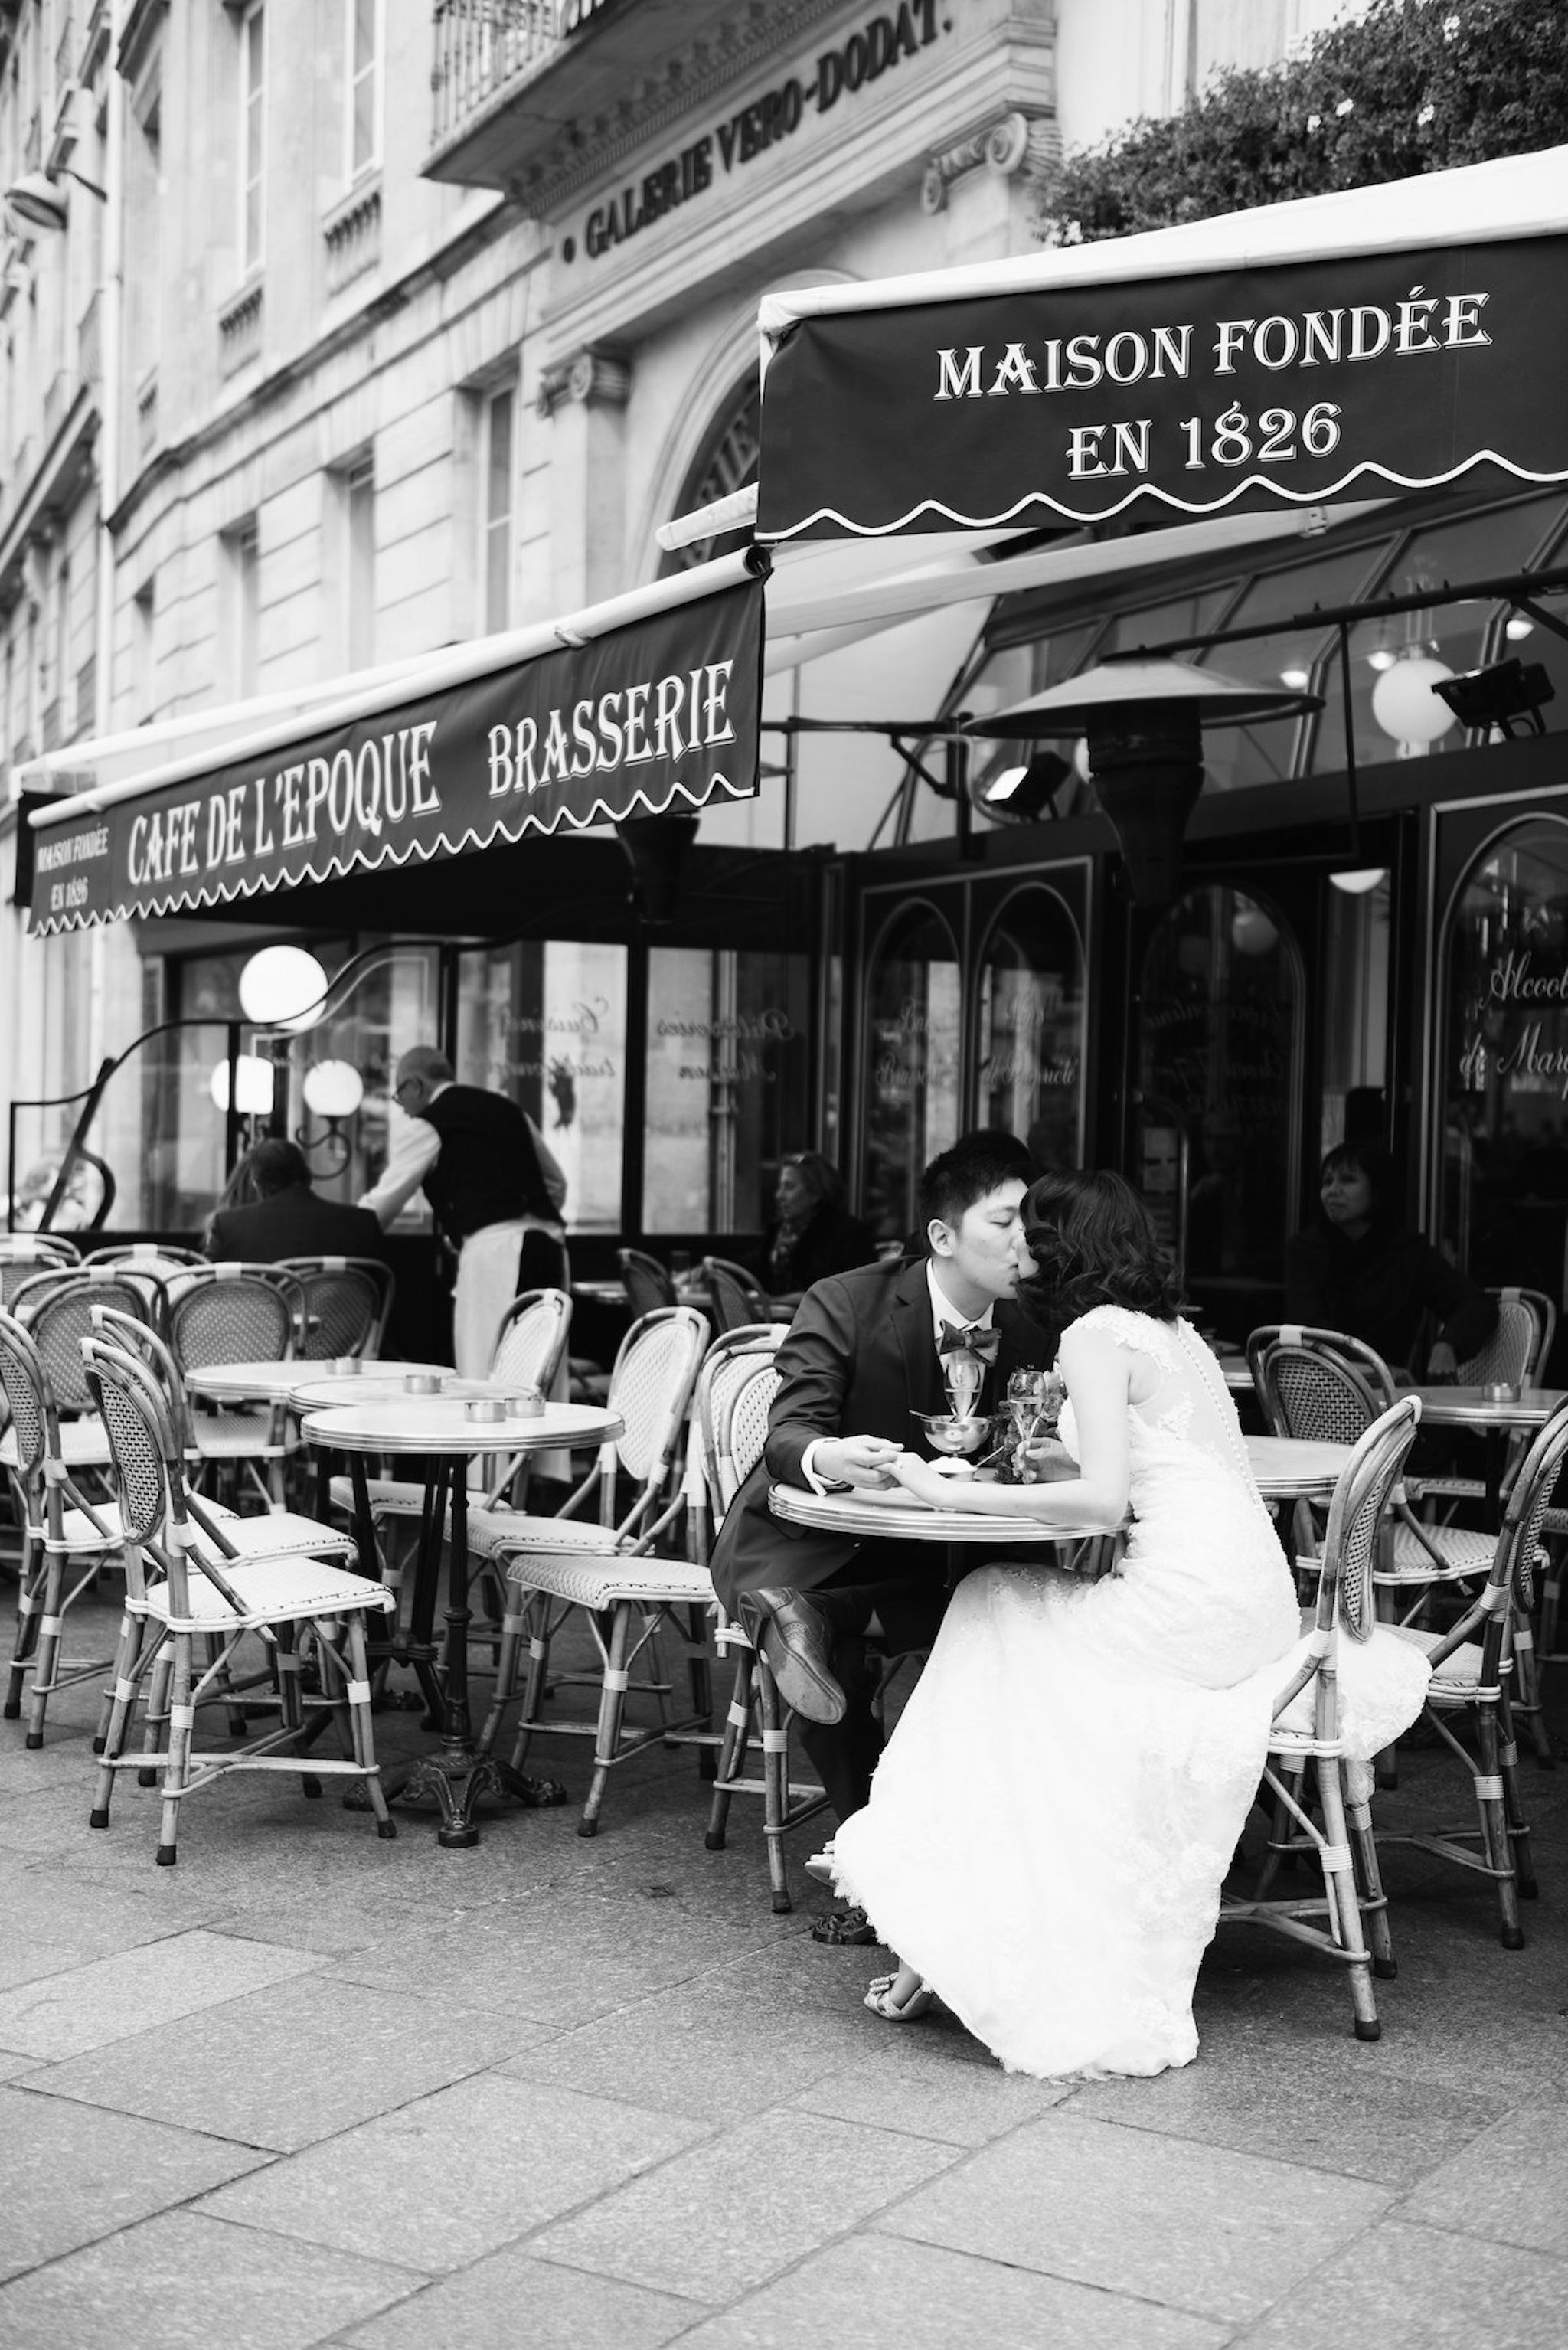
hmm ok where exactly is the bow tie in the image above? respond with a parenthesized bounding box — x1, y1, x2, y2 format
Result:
(939, 1319, 1000, 1365)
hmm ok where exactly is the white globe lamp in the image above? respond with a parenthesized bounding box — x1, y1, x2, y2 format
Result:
(209, 1055, 276, 1116)
(1370, 652, 1456, 747)
(238, 943, 328, 1031)
(302, 1060, 365, 1120)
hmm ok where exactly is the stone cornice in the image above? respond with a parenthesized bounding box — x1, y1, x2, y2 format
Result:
(921, 105, 1060, 214)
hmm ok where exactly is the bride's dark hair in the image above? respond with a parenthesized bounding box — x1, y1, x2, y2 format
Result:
(1021, 1169, 1183, 1323)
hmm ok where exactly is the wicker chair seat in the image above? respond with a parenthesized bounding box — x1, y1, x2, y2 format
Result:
(1, 1416, 111, 1470)
(1380, 1521, 1494, 1583)
(195, 1512, 357, 1564)
(51, 1496, 237, 1553)
(501, 1551, 715, 1611)
(1387, 1622, 1501, 1702)
(188, 1410, 283, 1457)
(466, 1509, 641, 1563)
(1268, 1623, 1432, 1744)
(138, 1554, 394, 1630)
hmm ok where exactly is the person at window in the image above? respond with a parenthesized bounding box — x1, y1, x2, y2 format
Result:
(824, 1169, 1426, 2071)
(1284, 1141, 1496, 1379)
(709, 1140, 1056, 1941)
(358, 1047, 567, 1377)
(765, 1152, 876, 1299)
(207, 1137, 387, 1263)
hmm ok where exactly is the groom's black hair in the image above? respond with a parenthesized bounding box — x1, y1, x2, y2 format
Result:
(917, 1139, 1029, 1238)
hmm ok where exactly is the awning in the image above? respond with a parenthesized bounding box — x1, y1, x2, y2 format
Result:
(755, 145, 1568, 541)
(27, 556, 765, 936)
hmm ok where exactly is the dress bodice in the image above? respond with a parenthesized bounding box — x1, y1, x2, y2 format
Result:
(1057, 1307, 1269, 1522)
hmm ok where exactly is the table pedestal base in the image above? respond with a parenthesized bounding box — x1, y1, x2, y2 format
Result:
(347, 1747, 567, 1843)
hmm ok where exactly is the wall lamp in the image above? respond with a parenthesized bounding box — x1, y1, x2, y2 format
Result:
(3, 165, 108, 234)
(974, 749, 1074, 824)
(1433, 655, 1556, 740)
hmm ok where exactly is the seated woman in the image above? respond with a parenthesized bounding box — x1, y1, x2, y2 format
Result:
(828, 1168, 1426, 2079)
(764, 1152, 876, 1297)
(1285, 1142, 1496, 1379)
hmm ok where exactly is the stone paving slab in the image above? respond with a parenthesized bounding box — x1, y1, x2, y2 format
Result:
(22, 1974, 548, 2152)
(0, 2084, 271, 2282)
(787, 2026, 1076, 2146)
(0, 2206, 423, 2350)
(338, 2245, 706, 2350)
(193, 2071, 709, 2273)
(1400, 2096, 1568, 2254)
(530, 2106, 960, 2303)
(663, 2232, 1232, 2350)
(1233, 2215, 1568, 2349)
(0, 1927, 323, 2059)
(872, 2110, 1393, 2325)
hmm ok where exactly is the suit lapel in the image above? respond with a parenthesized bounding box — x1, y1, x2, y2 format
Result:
(890, 1260, 945, 1421)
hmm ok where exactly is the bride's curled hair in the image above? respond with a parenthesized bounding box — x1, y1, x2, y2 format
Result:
(1022, 1168, 1183, 1324)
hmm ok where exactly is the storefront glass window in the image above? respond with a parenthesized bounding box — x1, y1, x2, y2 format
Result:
(975, 885, 1086, 1173)
(861, 903, 961, 1243)
(1314, 497, 1568, 777)
(1136, 885, 1303, 1306)
(1193, 541, 1393, 792)
(643, 946, 810, 1237)
(456, 941, 628, 1236)
(1319, 874, 1391, 1162)
(1440, 817, 1568, 1303)
(964, 623, 1102, 808)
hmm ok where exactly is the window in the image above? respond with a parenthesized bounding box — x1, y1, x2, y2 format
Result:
(861, 904, 962, 1244)
(480, 384, 514, 634)
(132, 579, 155, 723)
(239, 2, 266, 275)
(224, 518, 260, 698)
(345, 456, 375, 670)
(345, 0, 381, 179)
(643, 947, 812, 1236)
(457, 940, 629, 1234)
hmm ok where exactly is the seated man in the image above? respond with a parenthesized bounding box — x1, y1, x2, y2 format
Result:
(709, 1140, 1055, 1933)
(207, 1139, 387, 1263)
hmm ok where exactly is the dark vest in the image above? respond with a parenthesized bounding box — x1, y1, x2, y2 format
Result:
(420, 1086, 555, 1247)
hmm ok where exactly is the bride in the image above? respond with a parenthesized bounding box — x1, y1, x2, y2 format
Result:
(831, 1168, 1317, 2080)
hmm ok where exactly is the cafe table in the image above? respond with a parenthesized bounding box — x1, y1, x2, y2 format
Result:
(300, 1393, 622, 1847)
(1408, 1383, 1567, 1520)
(1244, 1435, 1352, 1503)
(186, 1358, 453, 1405)
(769, 1479, 1109, 1563)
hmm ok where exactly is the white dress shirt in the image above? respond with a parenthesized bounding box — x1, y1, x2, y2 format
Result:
(800, 1263, 997, 1494)
(358, 1081, 567, 1230)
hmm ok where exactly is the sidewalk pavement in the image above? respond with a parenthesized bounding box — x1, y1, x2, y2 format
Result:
(0, 1587, 1565, 2349)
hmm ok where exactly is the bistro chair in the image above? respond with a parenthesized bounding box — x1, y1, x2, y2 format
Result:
(81, 1334, 395, 1865)
(167, 1265, 302, 1508)
(1371, 1400, 1568, 1946)
(0, 1235, 82, 1310)
(469, 1304, 711, 1835)
(694, 1325, 833, 1912)
(1219, 1396, 1428, 2041)
(83, 1244, 209, 1273)
(701, 1255, 771, 1336)
(275, 1255, 396, 1358)
(616, 1246, 675, 1319)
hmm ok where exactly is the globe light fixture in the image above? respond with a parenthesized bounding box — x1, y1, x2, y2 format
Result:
(1370, 649, 1457, 747)
(237, 943, 329, 1030)
(1328, 867, 1391, 896)
(296, 1058, 365, 1177)
(3, 163, 106, 233)
(209, 1054, 276, 1116)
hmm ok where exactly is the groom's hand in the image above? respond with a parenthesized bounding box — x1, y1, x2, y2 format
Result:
(815, 1435, 903, 1490)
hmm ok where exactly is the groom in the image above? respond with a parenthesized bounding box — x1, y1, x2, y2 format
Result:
(710, 1139, 1056, 1862)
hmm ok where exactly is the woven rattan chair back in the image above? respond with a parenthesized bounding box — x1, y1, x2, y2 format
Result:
(701, 1257, 770, 1337)
(606, 1306, 710, 1488)
(695, 1325, 786, 1518)
(275, 1256, 395, 1356)
(169, 1267, 299, 1370)
(1458, 1286, 1557, 1391)
(616, 1247, 675, 1319)
(1248, 1325, 1396, 1449)
(80, 1338, 181, 1574)
(1493, 1397, 1568, 1629)
(1313, 1397, 1423, 1646)
(0, 1237, 81, 1307)
(88, 1302, 198, 1450)
(11, 1271, 157, 1414)
(489, 1287, 573, 1393)
(83, 1244, 209, 1273)
(0, 1308, 54, 1484)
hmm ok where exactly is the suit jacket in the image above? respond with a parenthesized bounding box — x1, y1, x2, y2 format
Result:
(207, 1183, 389, 1266)
(709, 1254, 1056, 1613)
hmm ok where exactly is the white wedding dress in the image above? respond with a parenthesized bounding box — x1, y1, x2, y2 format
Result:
(831, 1306, 1427, 2080)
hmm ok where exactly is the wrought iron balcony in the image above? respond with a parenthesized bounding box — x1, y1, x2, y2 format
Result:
(430, 1, 559, 153)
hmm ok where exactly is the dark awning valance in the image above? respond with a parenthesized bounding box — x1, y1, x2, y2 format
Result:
(755, 149, 1568, 543)
(27, 561, 765, 936)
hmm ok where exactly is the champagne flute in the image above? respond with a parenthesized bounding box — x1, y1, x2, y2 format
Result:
(945, 1350, 984, 1422)
(1005, 1368, 1047, 1480)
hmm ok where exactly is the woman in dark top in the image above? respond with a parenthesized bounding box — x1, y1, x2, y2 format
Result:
(1284, 1142, 1497, 1378)
(765, 1152, 876, 1296)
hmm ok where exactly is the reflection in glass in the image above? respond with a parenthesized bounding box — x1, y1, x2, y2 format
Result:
(975, 886, 1086, 1174)
(1137, 886, 1302, 1296)
(1320, 875, 1390, 1162)
(457, 941, 628, 1235)
(644, 946, 809, 1236)
(1441, 819, 1568, 1302)
(863, 904, 961, 1244)
(1194, 541, 1393, 792)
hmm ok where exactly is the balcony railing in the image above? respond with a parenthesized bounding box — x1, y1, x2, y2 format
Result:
(431, 1, 558, 148)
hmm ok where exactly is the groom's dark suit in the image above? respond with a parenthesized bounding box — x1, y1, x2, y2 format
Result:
(710, 1254, 1055, 1817)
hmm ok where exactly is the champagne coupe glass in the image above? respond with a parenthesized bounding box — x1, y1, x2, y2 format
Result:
(945, 1350, 984, 1422)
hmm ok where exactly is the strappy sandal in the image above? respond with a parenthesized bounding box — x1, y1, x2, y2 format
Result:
(864, 1972, 936, 2021)
(812, 1903, 879, 1946)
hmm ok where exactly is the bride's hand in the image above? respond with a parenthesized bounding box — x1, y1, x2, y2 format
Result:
(887, 1452, 956, 1508)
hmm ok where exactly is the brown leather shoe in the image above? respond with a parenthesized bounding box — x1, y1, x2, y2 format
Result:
(744, 1587, 846, 1725)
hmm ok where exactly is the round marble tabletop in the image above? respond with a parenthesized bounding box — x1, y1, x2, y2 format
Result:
(1245, 1434, 1352, 1500)
(1408, 1384, 1566, 1429)
(769, 1479, 1102, 1544)
(286, 1368, 539, 1412)
(187, 1358, 451, 1404)
(301, 1397, 622, 1456)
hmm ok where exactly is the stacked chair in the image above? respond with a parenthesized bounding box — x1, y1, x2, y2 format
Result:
(167, 1263, 303, 1508)
(80, 1320, 396, 1865)
(469, 1304, 710, 1835)
(276, 1255, 396, 1359)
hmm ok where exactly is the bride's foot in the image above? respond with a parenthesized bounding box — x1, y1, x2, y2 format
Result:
(864, 1966, 935, 2021)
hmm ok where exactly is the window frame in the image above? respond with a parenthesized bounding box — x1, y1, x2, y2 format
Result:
(479, 380, 516, 636)
(343, 0, 383, 183)
(238, 0, 266, 278)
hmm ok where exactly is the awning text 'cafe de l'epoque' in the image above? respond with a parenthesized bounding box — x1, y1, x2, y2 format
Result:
(20, 145, 1568, 1349)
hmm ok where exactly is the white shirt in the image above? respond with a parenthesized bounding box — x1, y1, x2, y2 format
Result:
(800, 1263, 997, 1494)
(358, 1081, 567, 1233)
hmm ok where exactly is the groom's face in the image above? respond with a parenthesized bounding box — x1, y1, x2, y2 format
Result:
(929, 1178, 1030, 1310)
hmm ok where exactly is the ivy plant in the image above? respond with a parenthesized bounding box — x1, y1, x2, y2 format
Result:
(1032, 0, 1568, 244)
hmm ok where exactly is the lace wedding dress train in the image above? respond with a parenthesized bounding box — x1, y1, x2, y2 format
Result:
(831, 1306, 1425, 2080)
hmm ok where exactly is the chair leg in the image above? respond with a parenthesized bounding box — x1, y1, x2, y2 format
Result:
(1496, 1685, 1537, 1899)
(90, 1617, 155, 1829)
(1474, 1700, 1524, 1948)
(1313, 1754, 1380, 2041)
(139, 1646, 175, 1785)
(1253, 1762, 1306, 1899)
(343, 1612, 396, 1840)
(93, 1597, 141, 1755)
(705, 1646, 754, 1851)
(21, 1544, 67, 1748)
(1508, 1614, 1553, 1765)
(4, 1523, 44, 1719)
(579, 1603, 631, 1838)
(156, 1633, 194, 1866)
(476, 1597, 526, 1757)
(507, 1600, 552, 1777)
(757, 1650, 794, 1915)
(1345, 1783, 1396, 1979)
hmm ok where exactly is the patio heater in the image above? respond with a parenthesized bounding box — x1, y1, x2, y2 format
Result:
(966, 655, 1320, 907)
